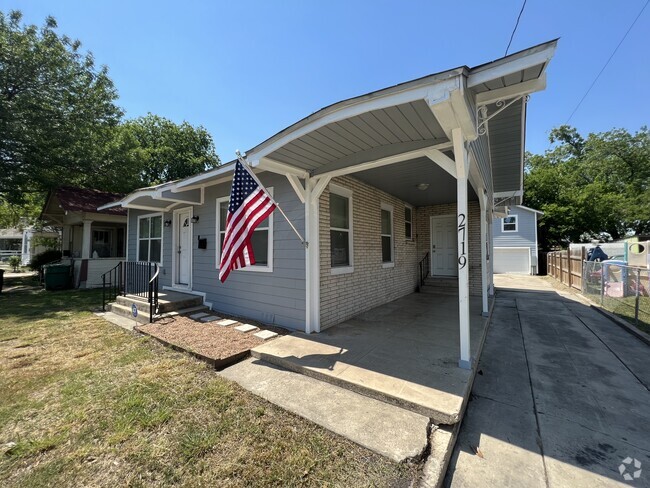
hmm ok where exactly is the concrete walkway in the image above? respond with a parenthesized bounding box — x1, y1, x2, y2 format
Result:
(445, 275, 650, 488)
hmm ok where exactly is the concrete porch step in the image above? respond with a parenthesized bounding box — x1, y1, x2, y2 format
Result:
(251, 334, 469, 425)
(423, 277, 458, 288)
(115, 291, 203, 314)
(107, 302, 154, 324)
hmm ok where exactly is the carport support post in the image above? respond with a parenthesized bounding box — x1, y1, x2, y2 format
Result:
(453, 128, 471, 370)
(480, 193, 489, 316)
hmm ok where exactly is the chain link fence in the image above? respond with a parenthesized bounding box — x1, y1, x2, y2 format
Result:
(582, 261, 650, 332)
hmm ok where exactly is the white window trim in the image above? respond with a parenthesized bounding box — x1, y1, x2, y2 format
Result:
(404, 204, 414, 241)
(502, 214, 518, 233)
(329, 184, 354, 275)
(215, 187, 274, 273)
(137, 213, 164, 265)
(381, 202, 394, 268)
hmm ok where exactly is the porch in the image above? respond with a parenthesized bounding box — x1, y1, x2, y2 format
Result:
(252, 290, 491, 425)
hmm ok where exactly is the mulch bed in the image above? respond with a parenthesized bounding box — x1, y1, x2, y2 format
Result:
(136, 314, 289, 369)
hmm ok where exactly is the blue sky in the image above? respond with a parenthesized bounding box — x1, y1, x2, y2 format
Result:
(2, 0, 649, 161)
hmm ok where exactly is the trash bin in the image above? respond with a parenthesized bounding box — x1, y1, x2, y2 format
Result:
(43, 264, 71, 291)
(0, 269, 4, 294)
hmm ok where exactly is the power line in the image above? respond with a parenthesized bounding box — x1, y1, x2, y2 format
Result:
(566, 0, 649, 124)
(505, 0, 527, 56)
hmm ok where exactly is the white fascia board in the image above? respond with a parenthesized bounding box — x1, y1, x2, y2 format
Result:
(467, 42, 557, 88)
(173, 162, 236, 190)
(516, 204, 544, 215)
(97, 201, 123, 211)
(494, 190, 524, 198)
(247, 77, 461, 162)
(476, 75, 546, 105)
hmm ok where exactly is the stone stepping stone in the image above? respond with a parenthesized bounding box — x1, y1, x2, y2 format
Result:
(254, 330, 278, 341)
(216, 319, 238, 327)
(200, 315, 222, 322)
(234, 324, 259, 333)
(189, 312, 209, 320)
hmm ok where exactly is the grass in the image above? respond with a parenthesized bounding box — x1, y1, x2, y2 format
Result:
(0, 277, 416, 487)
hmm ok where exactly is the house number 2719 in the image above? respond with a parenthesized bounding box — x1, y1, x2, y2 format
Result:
(458, 213, 467, 269)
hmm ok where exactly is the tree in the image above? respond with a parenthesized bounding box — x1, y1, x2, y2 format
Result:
(113, 114, 220, 188)
(524, 126, 650, 250)
(0, 10, 123, 204)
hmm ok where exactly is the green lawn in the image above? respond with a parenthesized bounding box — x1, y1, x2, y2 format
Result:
(0, 277, 416, 487)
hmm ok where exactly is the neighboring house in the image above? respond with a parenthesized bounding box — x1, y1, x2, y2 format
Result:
(492, 205, 543, 274)
(40, 187, 127, 288)
(0, 228, 23, 260)
(103, 40, 557, 369)
(21, 227, 61, 265)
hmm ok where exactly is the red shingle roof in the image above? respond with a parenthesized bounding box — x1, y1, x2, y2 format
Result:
(55, 187, 126, 216)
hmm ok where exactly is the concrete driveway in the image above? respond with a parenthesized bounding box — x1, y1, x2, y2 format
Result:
(445, 275, 650, 488)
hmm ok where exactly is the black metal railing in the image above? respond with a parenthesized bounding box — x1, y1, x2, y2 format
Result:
(418, 252, 430, 290)
(102, 261, 123, 311)
(102, 261, 159, 323)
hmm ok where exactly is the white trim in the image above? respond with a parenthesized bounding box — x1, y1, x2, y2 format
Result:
(329, 184, 354, 275)
(380, 202, 394, 266)
(215, 188, 274, 273)
(515, 204, 544, 215)
(253, 157, 309, 179)
(171, 206, 193, 290)
(476, 75, 546, 105)
(404, 204, 414, 241)
(174, 162, 236, 190)
(502, 215, 518, 233)
(533, 212, 540, 275)
(136, 213, 164, 264)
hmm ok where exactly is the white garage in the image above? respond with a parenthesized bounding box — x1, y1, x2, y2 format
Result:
(493, 247, 531, 274)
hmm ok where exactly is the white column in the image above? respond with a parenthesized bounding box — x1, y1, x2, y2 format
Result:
(304, 178, 322, 334)
(453, 128, 471, 370)
(81, 219, 93, 259)
(489, 211, 495, 296)
(480, 194, 489, 316)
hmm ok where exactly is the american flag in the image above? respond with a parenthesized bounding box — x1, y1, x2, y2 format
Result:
(219, 160, 277, 282)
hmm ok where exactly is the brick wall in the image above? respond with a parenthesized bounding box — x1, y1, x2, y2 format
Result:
(416, 201, 482, 297)
(319, 176, 419, 329)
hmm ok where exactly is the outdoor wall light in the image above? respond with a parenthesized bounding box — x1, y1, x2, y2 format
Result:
(191, 216, 200, 224)
(416, 183, 430, 191)
(163, 220, 172, 227)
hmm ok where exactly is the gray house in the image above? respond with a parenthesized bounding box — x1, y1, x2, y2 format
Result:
(492, 205, 543, 274)
(103, 40, 557, 370)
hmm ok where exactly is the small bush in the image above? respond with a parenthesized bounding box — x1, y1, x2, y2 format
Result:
(8, 255, 21, 272)
(28, 250, 61, 270)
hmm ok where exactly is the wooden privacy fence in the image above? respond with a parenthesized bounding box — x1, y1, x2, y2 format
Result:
(547, 247, 587, 291)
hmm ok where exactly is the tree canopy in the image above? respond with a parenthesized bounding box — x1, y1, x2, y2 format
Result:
(0, 10, 220, 223)
(524, 126, 650, 250)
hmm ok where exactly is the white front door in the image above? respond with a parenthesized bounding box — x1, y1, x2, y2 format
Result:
(430, 215, 458, 277)
(176, 209, 191, 285)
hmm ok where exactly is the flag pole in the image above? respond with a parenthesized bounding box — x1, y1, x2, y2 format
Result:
(235, 151, 308, 248)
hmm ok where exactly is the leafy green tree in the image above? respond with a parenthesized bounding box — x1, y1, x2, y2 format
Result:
(524, 126, 650, 249)
(0, 10, 123, 204)
(113, 114, 220, 188)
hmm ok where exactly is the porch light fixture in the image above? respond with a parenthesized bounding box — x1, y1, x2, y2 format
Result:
(191, 216, 200, 224)
(416, 183, 430, 191)
(164, 219, 172, 227)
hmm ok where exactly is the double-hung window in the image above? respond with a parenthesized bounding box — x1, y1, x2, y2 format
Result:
(216, 189, 273, 272)
(404, 205, 413, 240)
(138, 214, 162, 263)
(502, 215, 518, 232)
(381, 203, 394, 266)
(329, 185, 353, 274)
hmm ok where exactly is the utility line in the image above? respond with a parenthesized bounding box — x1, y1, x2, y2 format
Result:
(566, 0, 649, 124)
(505, 0, 527, 56)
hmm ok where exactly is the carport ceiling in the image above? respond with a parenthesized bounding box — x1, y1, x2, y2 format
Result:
(354, 156, 478, 207)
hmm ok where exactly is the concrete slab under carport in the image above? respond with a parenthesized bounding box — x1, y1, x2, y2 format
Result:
(252, 292, 491, 425)
(445, 275, 650, 488)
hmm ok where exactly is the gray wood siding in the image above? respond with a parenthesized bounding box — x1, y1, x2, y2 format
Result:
(489, 100, 523, 193)
(492, 206, 538, 266)
(191, 172, 306, 330)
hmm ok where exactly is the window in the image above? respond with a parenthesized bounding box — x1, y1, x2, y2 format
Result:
(381, 203, 394, 266)
(404, 205, 413, 240)
(329, 185, 353, 274)
(502, 215, 518, 232)
(216, 189, 273, 272)
(138, 215, 162, 263)
(92, 229, 113, 257)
